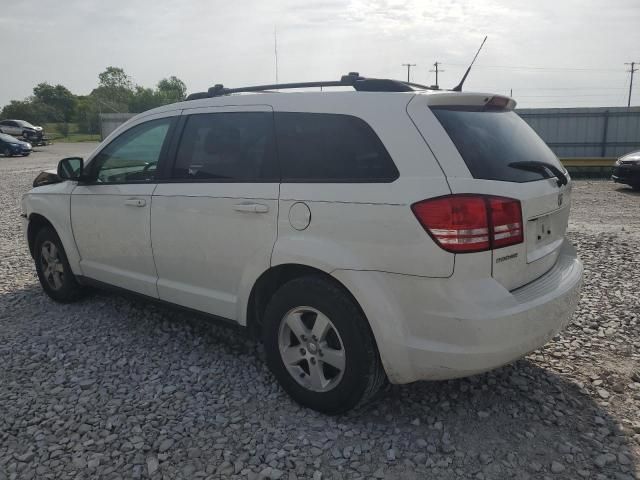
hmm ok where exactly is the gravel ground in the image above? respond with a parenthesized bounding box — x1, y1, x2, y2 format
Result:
(0, 145, 638, 480)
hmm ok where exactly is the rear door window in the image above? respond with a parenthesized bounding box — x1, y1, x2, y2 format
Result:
(172, 112, 277, 181)
(275, 112, 398, 182)
(431, 108, 564, 183)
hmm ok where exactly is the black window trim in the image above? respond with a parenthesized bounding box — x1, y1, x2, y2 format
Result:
(275, 111, 399, 184)
(160, 110, 280, 184)
(79, 116, 178, 186)
(160, 110, 399, 184)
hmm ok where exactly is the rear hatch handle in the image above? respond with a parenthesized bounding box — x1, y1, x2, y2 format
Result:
(508, 161, 568, 187)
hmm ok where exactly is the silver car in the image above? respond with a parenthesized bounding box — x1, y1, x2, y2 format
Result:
(0, 119, 43, 141)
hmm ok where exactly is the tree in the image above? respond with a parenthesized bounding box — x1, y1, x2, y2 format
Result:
(94, 66, 134, 108)
(98, 66, 133, 92)
(0, 99, 59, 124)
(129, 86, 164, 113)
(75, 96, 100, 134)
(33, 83, 77, 122)
(157, 76, 187, 103)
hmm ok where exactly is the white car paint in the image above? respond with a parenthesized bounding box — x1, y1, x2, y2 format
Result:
(22, 88, 583, 385)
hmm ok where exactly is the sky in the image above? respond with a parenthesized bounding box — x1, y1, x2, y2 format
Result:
(1, 0, 639, 109)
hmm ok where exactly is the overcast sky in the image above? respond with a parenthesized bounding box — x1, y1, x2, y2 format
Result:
(1, 0, 639, 109)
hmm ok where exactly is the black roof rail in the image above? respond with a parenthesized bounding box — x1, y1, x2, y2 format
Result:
(185, 72, 435, 100)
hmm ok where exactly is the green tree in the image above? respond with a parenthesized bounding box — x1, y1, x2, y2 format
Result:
(98, 66, 133, 91)
(33, 83, 77, 122)
(157, 76, 187, 103)
(93, 66, 134, 109)
(0, 99, 59, 124)
(75, 96, 100, 134)
(129, 86, 164, 113)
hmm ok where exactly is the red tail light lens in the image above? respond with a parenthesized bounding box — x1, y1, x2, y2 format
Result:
(487, 196, 523, 248)
(411, 194, 523, 253)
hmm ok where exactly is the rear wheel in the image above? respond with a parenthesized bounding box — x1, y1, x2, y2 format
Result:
(34, 227, 84, 302)
(263, 276, 385, 414)
(3, 147, 11, 157)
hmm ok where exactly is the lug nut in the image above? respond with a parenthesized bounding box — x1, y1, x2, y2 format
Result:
(300, 335, 307, 341)
(299, 348, 306, 355)
(310, 358, 316, 365)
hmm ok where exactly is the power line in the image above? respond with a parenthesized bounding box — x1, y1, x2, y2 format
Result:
(515, 94, 623, 98)
(441, 63, 621, 72)
(401, 63, 416, 82)
(625, 61, 638, 107)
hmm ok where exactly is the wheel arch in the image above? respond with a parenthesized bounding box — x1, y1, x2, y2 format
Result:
(245, 263, 373, 343)
(27, 213, 55, 257)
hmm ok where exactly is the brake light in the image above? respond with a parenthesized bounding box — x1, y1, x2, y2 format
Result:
(411, 195, 523, 253)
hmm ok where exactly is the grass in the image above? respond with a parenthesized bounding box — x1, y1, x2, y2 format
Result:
(43, 123, 101, 143)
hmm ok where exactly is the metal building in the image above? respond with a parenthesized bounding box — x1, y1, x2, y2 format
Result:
(517, 107, 640, 158)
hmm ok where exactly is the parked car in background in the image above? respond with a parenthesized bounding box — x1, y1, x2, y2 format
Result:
(0, 119, 44, 143)
(612, 150, 640, 190)
(21, 73, 583, 413)
(0, 133, 32, 157)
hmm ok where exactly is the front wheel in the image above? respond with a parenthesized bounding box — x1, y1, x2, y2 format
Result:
(263, 276, 385, 414)
(34, 227, 85, 302)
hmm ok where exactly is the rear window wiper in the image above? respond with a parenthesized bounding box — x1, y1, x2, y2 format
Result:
(508, 161, 568, 187)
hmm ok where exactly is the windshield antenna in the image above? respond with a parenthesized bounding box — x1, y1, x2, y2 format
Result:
(452, 36, 487, 92)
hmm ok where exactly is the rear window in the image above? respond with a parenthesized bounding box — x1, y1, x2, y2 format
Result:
(431, 108, 563, 183)
(275, 113, 398, 182)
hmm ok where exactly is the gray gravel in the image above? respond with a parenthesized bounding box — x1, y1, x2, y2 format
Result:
(1, 147, 639, 479)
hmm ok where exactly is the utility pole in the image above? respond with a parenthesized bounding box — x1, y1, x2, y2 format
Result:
(429, 62, 444, 88)
(402, 63, 416, 82)
(625, 62, 638, 107)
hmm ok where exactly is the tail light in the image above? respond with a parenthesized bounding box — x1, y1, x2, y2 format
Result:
(411, 194, 523, 253)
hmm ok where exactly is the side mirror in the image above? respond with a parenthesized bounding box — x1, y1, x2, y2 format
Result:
(57, 157, 84, 181)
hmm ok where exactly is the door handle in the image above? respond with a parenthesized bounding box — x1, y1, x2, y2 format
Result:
(124, 198, 146, 207)
(233, 203, 269, 213)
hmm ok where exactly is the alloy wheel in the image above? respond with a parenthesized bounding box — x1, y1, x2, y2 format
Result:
(40, 240, 64, 290)
(278, 306, 346, 392)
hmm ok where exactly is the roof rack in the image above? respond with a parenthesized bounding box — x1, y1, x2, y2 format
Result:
(185, 72, 438, 100)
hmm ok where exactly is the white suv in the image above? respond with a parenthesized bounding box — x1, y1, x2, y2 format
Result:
(22, 73, 583, 413)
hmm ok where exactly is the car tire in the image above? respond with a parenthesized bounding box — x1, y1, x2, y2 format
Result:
(3, 147, 12, 157)
(263, 275, 386, 414)
(33, 226, 85, 303)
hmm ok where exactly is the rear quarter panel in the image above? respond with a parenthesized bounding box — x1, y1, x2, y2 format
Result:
(271, 93, 454, 278)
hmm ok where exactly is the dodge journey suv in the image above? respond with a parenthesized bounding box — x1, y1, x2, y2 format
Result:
(22, 73, 583, 413)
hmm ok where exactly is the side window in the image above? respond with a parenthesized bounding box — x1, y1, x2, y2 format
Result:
(91, 118, 171, 183)
(172, 112, 277, 181)
(275, 113, 398, 182)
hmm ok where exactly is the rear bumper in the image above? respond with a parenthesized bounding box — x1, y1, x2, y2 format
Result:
(333, 240, 583, 384)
